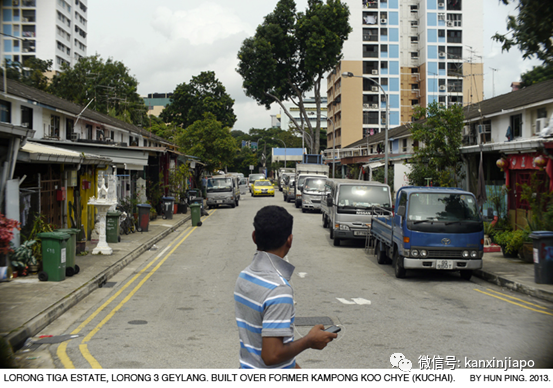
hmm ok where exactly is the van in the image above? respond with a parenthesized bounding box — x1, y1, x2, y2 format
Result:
(282, 175, 296, 203)
(321, 179, 392, 246)
(206, 175, 240, 209)
(301, 176, 327, 213)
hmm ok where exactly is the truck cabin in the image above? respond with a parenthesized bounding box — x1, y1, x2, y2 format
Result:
(406, 192, 480, 223)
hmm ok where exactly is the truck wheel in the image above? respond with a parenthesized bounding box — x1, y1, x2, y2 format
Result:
(295, 200, 300, 208)
(460, 270, 472, 281)
(301, 208, 306, 213)
(231, 202, 236, 208)
(322, 214, 328, 228)
(375, 243, 387, 265)
(393, 250, 406, 278)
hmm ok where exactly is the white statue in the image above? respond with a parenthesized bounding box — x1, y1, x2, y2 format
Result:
(98, 176, 108, 200)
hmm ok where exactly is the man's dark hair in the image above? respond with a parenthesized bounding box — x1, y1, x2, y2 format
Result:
(253, 206, 293, 251)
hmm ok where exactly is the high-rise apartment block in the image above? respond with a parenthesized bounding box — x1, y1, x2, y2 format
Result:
(0, 0, 87, 72)
(327, 0, 483, 150)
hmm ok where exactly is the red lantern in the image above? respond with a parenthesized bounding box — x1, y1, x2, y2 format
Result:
(534, 155, 547, 170)
(496, 158, 507, 171)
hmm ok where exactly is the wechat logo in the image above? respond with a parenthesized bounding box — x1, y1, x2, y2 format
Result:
(390, 353, 412, 372)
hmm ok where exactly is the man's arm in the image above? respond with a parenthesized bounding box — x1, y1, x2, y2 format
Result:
(261, 324, 337, 366)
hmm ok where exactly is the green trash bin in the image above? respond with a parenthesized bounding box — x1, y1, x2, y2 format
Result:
(190, 203, 202, 227)
(55, 228, 80, 276)
(37, 232, 70, 282)
(106, 211, 122, 243)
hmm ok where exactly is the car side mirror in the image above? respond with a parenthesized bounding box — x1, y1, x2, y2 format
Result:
(326, 194, 332, 206)
(397, 205, 406, 217)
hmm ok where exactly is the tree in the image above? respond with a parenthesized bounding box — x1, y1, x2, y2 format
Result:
(160, 71, 236, 129)
(237, 0, 351, 154)
(4, 58, 52, 91)
(176, 113, 237, 173)
(493, 0, 553, 64)
(521, 63, 553, 87)
(407, 102, 465, 187)
(49, 55, 148, 126)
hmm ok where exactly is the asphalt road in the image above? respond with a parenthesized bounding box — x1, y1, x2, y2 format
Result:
(29, 191, 553, 369)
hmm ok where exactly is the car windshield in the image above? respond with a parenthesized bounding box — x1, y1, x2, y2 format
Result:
(337, 185, 391, 208)
(207, 178, 232, 192)
(255, 181, 271, 187)
(408, 193, 480, 222)
(304, 178, 326, 192)
(249, 174, 264, 183)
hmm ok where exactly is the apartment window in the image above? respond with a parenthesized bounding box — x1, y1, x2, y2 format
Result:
(537, 108, 547, 119)
(439, 62, 446, 70)
(438, 30, 445, 38)
(363, 112, 379, 125)
(447, 46, 462, 60)
(50, 115, 60, 137)
(111, 131, 115, 140)
(448, 79, 463, 93)
(380, 61, 388, 69)
(402, 139, 408, 152)
(447, 30, 462, 44)
(86, 124, 92, 139)
(447, 13, 462, 27)
(380, 28, 387, 36)
(410, 52, 419, 58)
(410, 5, 418, 12)
(510, 114, 522, 138)
(410, 36, 418, 43)
(19, 106, 33, 129)
(65, 118, 74, 140)
(447, 0, 462, 11)
(380, 78, 388, 86)
(0, 100, 11, 123)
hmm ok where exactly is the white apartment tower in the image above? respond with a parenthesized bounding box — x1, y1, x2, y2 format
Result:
(327, 0, 483, 150)
(0, 0, 88, 72)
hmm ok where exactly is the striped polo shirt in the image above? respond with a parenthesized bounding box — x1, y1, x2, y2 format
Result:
(234, 251, 296, 369)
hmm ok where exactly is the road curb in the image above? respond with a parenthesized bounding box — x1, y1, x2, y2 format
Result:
(6, 215, 191, 350)
(474, 268, 553, 303)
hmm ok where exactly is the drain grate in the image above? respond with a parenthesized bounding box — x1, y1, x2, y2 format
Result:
(128, 320, 148, 325)
(295, 316, 334, 326)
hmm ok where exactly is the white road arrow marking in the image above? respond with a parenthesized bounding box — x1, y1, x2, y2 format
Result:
(297, 272, 307, 278)
(336, 298, 372, 305)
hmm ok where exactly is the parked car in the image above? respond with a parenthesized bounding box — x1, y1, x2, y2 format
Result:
(251, 179, 275, 197)
(248, 173, 265, 193)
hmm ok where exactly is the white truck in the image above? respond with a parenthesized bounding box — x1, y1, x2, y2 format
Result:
(294, 163, 329, 208)
(277, 167, 295, 191)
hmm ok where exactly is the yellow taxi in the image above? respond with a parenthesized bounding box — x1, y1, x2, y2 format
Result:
(251, 179, 275, 197)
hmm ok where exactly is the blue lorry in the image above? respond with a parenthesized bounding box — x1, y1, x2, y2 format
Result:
(369, 186, 485, 280)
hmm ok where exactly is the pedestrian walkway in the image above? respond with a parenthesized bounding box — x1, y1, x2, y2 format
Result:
(0, 213, 191, 351)
(1, 215, 552, 353)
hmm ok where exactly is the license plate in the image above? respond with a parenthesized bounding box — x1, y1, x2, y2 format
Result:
(354, 231, 367, 236)
(436, 260, 453, 270)
(216, 200, 223, 204)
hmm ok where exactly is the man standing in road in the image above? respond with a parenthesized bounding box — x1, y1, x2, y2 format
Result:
(234, 205, 337, 369)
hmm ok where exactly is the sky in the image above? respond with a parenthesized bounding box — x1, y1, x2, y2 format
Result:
(88, 0, 542, 133)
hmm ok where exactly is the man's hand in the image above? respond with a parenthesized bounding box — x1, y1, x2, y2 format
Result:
(305, 324, 338, 350)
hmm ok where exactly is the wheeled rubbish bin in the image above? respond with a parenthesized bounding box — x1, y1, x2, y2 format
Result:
(37, 232, 70, 282)
(162, 196, 175, 220)
(190, 203, 201, 227)
(106, 211, 122, 242)
(136, 204, 151, 232)
(55, 228, 80, 276)
(529, 232, 553, 284)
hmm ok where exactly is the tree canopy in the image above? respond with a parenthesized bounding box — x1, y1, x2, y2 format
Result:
(176, 113, 237, 173)
(521, 63, 553, 87)
(236, 0, 351, 154)
(160, 71, 236, 130)
(49, 55, 148, 126)
(407, 102, 465, 187)
(4, 58, 52, 91)
(493, 0, 553, 64)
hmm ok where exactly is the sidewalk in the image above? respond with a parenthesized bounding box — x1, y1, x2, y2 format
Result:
(0, 213, 191, 350)
(1, 217, 553, 351)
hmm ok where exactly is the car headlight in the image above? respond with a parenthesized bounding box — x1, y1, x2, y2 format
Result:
(470, 251, 478, 258)
(411, 249, 419, 257)
(338, 224, 350, 231)
(462, 251, 470, 258)
(420, 250, 428, 257)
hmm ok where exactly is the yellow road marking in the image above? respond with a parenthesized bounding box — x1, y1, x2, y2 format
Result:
(484, 288, 550, 311)
(58, 210, 216, 368)
(474, 289, 553, 316)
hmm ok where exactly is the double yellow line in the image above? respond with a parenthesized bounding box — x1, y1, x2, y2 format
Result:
(58, 211, 215, 368)
(475, 288, 553, 316)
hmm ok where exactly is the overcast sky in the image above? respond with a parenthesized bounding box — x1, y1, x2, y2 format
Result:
(88, 0, 541, 132)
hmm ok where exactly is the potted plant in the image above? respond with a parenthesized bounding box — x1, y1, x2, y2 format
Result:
(23, 213, 55, 267)
(10, 240, 38, 275)
(493, 230, 519, 258)
(0, 214, 20, 280)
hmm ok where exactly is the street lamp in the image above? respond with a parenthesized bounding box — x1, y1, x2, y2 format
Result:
(327, 115, 336, 178)
(256, 138, 267, 169)
(342, 71, 389, 185)
(271, 138, 287, 168)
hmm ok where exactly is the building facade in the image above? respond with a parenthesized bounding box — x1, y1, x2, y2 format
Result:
(143, 93, 173, 118)
(0, 0, 87, 72)
(327, 0, 483, 151)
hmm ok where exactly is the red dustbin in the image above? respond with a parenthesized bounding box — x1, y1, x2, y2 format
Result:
(136, 204, 151, 232)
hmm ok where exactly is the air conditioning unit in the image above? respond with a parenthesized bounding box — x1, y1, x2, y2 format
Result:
(439, 85, 446, 91)
(381, 118, 387, 124)
(380, 18, 387, 24)
(363, 103, 370, 109)
(372, 69, 378, 75)
(439, 102, 446, 107)
(372, 86, 379, 92)
(371, 104, 379, 109)
(71, 133, 80, 141)
(447, 21, 453, 27)
(438, 2, 445, 7)
(439, 52, 446, 58)
(536, 118, 548, 133)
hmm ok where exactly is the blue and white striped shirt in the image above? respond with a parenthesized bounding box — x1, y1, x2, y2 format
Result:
(234, 251, 296, 369)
